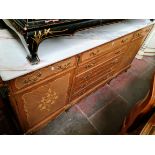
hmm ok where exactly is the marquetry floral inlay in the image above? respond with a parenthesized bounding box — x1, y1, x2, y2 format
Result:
(38, 88, 58, 112)
(32, 28, 68, 45)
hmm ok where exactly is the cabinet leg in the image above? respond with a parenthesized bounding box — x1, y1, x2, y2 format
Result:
(65, 104, 72, 112)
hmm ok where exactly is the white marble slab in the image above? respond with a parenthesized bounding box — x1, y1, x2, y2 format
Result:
(0, 19, 154, 81)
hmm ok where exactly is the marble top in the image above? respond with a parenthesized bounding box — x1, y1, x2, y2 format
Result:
(0, 19, 154, 81)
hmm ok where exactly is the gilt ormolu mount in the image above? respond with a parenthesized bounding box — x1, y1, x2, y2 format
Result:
(8, 19, 123, 65)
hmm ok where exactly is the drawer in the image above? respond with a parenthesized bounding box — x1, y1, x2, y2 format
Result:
(133, 29, 145, 40)
(112, 33, 133, 49)
(80, 42, 113, 63)
(79, 33, 133, 63)
(133, 25, 153, 40)
(71, 71, 114, 101)
(78, 44, 129, 74)
(12, 57, 77, 91)
(142, 25, 153, 35)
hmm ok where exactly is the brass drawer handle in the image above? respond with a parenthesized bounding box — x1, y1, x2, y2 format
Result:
(114, 50, 121, 55)
(80, 72, 93, 81)
(85, 63, 96, 69)
(57, 62, 71, 70)
(24, 72, 42, 85)
(121, 38, 128, 43)
(90, 50, 99, 57)
(112, 58, 119, 64)
(102, 77, 106, 81)
(102, 73, 111, 81)
(145, 29, 150, 32)
(80, 82, 88, 89)
(84, 74, 91, 80)
(136, 32, 142, 37)
(106, 71, 113, 79)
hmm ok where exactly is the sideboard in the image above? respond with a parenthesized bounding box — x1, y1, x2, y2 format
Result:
(0, 20, 154, 134)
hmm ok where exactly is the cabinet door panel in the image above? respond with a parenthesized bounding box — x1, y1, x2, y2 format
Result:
(13, 71, 72, 131)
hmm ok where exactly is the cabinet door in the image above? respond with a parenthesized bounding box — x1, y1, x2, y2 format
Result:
(12, 71, 73, 132)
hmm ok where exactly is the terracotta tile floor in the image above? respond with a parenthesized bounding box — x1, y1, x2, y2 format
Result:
(0, 56, 155, 135)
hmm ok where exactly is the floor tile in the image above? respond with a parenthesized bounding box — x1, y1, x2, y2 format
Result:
(36, 106, 98, 135)
(143, 56, 155, 66)
(89, 96, 129, 134)
(77, 84, 118, 117)
(140, 64, 155, 81)
(0, 109, 15, 135)
(109, 68, 151, 109)
(129, 58, 152, 77)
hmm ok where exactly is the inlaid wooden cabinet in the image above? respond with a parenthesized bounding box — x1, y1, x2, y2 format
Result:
(7, 24, 154, 133)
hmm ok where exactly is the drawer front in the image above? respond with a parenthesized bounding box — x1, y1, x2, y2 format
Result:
(13, 57, 76, 91)
(80, 42, 113, 63)
(78, 51, 113, 74)
(112, 33, 133, 49)
(79, 33, 133, 63)
(71, 71, 114, 101)
(133, 29, 144, 40)
(133, 25, 153, 40)
(78, 44, 129, 74)
(142, 25, 153, 35)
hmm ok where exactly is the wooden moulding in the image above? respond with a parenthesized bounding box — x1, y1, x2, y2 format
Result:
(120, 72, 155, 134)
